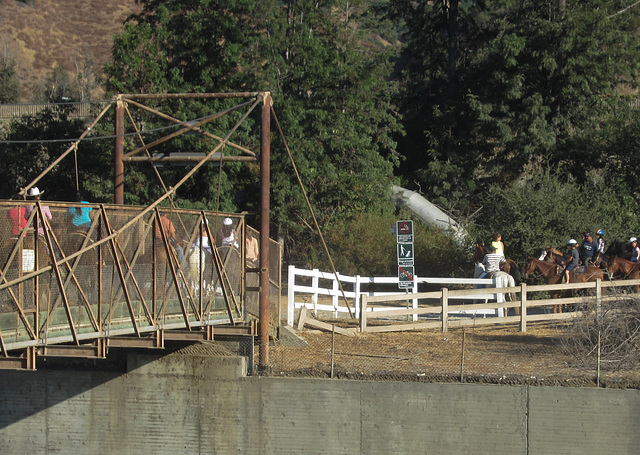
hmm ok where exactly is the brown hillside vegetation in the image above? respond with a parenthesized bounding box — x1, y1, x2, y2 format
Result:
(0, 0, 141, 101)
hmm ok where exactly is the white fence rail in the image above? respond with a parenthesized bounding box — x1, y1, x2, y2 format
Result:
(287, 265, 506, 326)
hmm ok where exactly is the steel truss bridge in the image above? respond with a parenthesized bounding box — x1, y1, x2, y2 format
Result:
(0, 201, 281, 370)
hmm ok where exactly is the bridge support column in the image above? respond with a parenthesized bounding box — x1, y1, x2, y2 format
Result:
(114, 98, 124, 204)
(258, 92, 271, 372)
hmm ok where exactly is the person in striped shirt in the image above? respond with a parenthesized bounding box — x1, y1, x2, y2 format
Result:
(481, 244, 506, 276)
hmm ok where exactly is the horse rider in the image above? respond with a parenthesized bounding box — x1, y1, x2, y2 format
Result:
(480, 244, 505, 278)
(579, 232, 598, 266)
(564, 239, 579, 283)
(491, 233, 505, 257)
(630, 237, 640, 262)
(596, 229, 605, 255)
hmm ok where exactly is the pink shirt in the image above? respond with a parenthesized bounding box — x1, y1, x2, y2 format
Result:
(24, 204, 52, 235)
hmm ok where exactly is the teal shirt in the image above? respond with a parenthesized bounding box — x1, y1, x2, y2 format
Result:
(68, 201, 91, 227)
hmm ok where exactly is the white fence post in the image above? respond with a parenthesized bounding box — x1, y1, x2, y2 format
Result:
(411, 274, 419, 321)
(354, 275, 361, 318)
(287, 264, 296, 326)
(312, 269, 319, 310)
(332, 275, 339, 318)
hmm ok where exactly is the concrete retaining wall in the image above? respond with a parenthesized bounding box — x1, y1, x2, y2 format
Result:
(1, 353, 639, 454)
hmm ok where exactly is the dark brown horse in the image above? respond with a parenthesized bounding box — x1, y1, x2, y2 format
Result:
(523, 257, 605, 313)
(607, 256, 640, 280)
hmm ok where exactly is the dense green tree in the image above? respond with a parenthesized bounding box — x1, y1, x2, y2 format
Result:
(265, 0, 402, 258)
(387, 0, 640, 216)
(104, 0, 402, 264)
(0, 105, 90, 199)
(0, 56, 20, 103)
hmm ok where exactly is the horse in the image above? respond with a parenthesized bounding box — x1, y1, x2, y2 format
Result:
(605, 239, 629, 260)
(542, 245, 609, 269)
(540, 247, 570, 266)
(473, 262, 517, 316)
(607, 256, 640, 280)
(522, 257, 606, 313)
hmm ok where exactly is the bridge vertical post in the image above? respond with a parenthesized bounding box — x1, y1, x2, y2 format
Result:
(258, 92, 271, 371)
(114, 97, 125, 205)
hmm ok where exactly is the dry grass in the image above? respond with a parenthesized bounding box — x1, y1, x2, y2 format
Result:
(0, 0, 141, 101)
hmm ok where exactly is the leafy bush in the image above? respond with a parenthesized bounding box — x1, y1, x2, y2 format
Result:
(306, 209, 469, 278)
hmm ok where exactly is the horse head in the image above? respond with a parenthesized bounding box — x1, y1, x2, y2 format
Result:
(474, 243, 487, 263)
(523, 257, 536, 278)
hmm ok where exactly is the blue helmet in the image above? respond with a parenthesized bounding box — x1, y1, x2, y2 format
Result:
(596, 229, 604, 235)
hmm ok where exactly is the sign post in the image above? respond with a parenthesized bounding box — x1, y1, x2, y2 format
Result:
(396, 220, 414, 289)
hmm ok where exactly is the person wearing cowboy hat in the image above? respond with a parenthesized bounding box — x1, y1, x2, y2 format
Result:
(24, 187, 52, 236)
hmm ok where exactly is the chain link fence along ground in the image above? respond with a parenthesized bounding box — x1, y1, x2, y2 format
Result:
(268, 319, 640, 388)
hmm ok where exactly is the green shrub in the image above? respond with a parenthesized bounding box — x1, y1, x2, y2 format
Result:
(311, 210, 468, 278)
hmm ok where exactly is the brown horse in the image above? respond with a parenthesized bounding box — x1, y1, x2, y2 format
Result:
(543, 246, 609, 269)
(542, 247, 571, 266)
(523, 257, 605, 313)
(607, 256, 640, 280)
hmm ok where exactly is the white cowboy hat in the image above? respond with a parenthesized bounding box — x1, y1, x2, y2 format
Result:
(631, 237, 637, 243)
(28, 187, 43, 197)
(223, 217, 233, 226)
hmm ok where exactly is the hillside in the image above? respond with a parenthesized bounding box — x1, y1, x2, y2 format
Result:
(0, 0, 141, 102)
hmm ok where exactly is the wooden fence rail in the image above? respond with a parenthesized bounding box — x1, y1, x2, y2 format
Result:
(360, 278, 640, 333)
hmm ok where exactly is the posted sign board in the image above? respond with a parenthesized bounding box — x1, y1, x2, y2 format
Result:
(398, 265, 414, 288)
(396, 220, 414, 243)
(396, 220, 415, 289)
(397, 243, 414, 266)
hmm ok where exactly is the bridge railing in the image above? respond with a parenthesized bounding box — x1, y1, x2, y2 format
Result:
(0, 201, 281, 357)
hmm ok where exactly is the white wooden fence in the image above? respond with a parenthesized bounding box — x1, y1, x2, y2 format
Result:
(287, 265, 506, 326)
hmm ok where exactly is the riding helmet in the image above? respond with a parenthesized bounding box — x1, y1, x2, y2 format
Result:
(568, 239, 578, 245)
(596, 229, 604, 235)
(631, 237, 638, 243)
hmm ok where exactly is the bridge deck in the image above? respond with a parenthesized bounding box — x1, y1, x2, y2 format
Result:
(0, 201, 280, 369)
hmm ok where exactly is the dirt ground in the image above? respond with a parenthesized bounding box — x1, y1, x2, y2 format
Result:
(267, 320, 640, 389)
